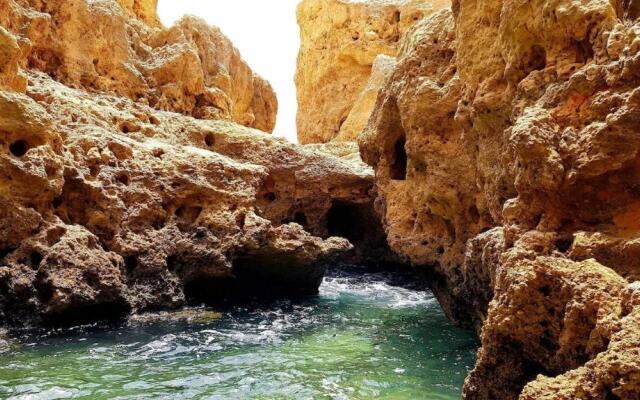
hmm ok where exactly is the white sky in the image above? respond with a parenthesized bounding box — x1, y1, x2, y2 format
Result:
(157, 1, 300, 142)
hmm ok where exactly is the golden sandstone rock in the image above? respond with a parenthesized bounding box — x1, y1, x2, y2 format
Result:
(295, 0, 449, 144)
(0, 0, 277, 132)
(358, 0, 640, 398)
(2, 0, 640, 398)
(0, 0, 379, 325)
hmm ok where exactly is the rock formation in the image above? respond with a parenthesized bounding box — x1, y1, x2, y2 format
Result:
(0, 0, 277, 132)
(0, 0, 378, 326)
(295, 0, 449, 144)
(3, 0, 639, 398)
(359, 0, 640, 398)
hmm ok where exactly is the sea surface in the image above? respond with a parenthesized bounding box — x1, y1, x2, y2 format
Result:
(0, 267, 478, 399)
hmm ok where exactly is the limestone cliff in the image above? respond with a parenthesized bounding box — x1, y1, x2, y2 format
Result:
(0, 0, 376, 326)
(359, 0, 640, 398)
(295, 0, 449, 144)
(0, 0, 277, 132)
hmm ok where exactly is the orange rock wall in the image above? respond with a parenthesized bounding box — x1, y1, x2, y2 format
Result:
(359, 0, 640, 398)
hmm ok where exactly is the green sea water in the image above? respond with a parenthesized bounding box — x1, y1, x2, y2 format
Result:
(0, 269, 478, 399)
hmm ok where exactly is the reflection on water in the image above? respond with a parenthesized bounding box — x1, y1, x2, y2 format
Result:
(0, 267, 478, 399)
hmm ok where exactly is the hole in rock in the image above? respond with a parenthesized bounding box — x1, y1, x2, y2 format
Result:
(555, 238, 573, 253)
(116, 173, 130, 186)
(9, 140, 29, 157)
(35, 280, 54, 304)
(52, 196, 64, 209)
(236, 211, 247, 229)
(527, 45, 547, 72)
(263, 192, 277, 202)
(119, 122, 140, 134)
(390, 137, 407, 180)
(124, 255, 138, 272)
(84, 272, 101, 289)
(293, 211, 308, 226)
(540, 285, 551, 297)
(0, 246, 15, 259)
(193, 227, 207, 239)
(575, 38, 594, 64)
(152, 148, 165, 158)
(204, 133, 215, 147)
(384, 97, 408, 181)
(175, 205, 203, 225)
(29, 252, 44, 270)
(327, 201, 365, 243)
(151, 216, 166, 230)
(166, 254, 178, 272)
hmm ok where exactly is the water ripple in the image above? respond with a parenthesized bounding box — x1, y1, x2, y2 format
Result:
(0, 270, 478, 400)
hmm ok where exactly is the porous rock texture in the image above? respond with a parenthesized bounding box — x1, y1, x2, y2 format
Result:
(359, 0, 640, 398)
(295, 0, 449, 144)
(0, 0, 377, 326)
(0, 0, 277, 132)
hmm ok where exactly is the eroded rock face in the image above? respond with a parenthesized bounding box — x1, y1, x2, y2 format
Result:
(295, 0, 448, 144)
(0, 70, 371, 325)
(0, 0, 277, 132)
(0, 0, 376, 326)
(359, 0, 640, 398)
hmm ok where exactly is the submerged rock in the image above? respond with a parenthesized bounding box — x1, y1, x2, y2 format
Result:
(0, 328, 10, 353)
(128, 308, 223, 326)
(357, 0, 640, 399)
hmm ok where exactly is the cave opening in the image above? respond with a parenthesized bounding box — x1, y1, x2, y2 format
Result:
(204, 133, 216, 147)
(9, 139, 29, 157)
(325, 200, 397, 267)
(528, 45, 547, 72)
(327, 201, 365, 243)
(29, 251, 43, 270)
(390, 137, 408, 180)
(293, 211, 308, 226)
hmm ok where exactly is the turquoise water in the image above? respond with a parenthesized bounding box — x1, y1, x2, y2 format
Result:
(0, 269, 478, 399)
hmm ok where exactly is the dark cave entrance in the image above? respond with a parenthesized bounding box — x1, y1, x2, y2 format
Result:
(390, 136, 407, 180)
(9, 139, 29, 157)
(326, 200, 396, 267)
(383, 96, 408, 181)
(327, 201, 364, 243)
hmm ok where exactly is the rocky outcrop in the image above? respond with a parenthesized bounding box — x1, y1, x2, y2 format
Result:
(359, 0, 640, 398)
(0, 0, 377, 326)
(295, 0, 448, 144)
(0, 0, 277, 132)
